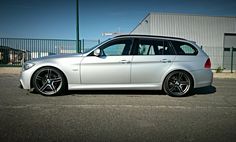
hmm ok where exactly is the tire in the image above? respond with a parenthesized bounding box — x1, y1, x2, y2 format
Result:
(32, 67, 67, 96)
(163, 71, 193, 97)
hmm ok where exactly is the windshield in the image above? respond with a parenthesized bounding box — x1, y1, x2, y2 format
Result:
(83, 38, 111, 54)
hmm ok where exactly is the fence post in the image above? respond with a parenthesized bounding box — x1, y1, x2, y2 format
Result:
(231, 47, 234, 73)
(79, 40, 82, 53)
(82, 39, 85, 52)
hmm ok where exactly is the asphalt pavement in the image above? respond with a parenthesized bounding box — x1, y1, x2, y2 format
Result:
(0, 74, 235, 142)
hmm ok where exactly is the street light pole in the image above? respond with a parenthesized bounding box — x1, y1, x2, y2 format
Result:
(76, 0, 80, 53)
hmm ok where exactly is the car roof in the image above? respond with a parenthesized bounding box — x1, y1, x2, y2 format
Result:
(115, 34, 186, 41)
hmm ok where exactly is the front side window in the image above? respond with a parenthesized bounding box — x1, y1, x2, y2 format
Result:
(101, 39, 132, 56)
(170, 40, 198, 55)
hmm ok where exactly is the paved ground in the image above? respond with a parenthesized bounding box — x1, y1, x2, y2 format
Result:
(0, 73, 236, 142)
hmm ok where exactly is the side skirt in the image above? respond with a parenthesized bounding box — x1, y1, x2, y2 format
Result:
(68, 83, 162, 90)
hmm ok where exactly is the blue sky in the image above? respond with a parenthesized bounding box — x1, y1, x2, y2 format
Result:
(0, 0, 236, 41)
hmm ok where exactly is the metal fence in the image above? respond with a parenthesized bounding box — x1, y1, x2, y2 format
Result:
(202, 46, 236, 72)
(0, 38, 100, 66)
(0, 38, 235, 72)
(201, 46, 223, 70)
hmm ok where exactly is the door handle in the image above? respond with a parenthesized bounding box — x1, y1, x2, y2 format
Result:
(119, 60, 130, 64)
(160, 59, 171, 63)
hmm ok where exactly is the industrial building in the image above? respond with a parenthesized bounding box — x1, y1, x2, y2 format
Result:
(131, 12, 236, 70)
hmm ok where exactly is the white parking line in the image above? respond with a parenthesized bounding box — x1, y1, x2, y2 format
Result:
(0, 104, 235, 110)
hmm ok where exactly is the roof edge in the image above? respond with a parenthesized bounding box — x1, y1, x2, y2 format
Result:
(149, 12, 236, 19)
(115, 34, 186, 40)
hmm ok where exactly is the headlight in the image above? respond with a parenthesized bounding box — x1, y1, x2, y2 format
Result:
(23, 62, 35, 71)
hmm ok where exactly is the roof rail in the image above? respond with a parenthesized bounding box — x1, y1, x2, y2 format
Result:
(115, 34, 186, 40)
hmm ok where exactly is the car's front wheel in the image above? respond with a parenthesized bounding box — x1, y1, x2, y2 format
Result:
(32, 67, 66, 96)
(164, 71, 193, 97)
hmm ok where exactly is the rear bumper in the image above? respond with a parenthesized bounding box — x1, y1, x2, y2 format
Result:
(192, 69, 213, 88)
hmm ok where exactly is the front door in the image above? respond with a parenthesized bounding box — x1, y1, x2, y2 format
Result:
(81, 38, 133, 84)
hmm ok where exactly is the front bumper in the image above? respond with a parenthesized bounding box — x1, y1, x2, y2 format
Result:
(19, 82, 23, 89)
(19, 68, 36, 90)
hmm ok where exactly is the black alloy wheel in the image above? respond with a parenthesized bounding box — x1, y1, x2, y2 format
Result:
(164, 71, 193, 97)
(33, 67, 66, 96)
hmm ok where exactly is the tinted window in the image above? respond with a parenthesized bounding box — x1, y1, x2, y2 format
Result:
(154, 40, 164, 55)
(170, 41, 198, 55)
(101, 39, 132, 56)
(134, 39, 175, 55)
(159, 41, 175, 55)
(137, 39, 155, 55)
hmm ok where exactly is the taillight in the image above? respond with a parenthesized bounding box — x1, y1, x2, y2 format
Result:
(204, 58, 211, 69)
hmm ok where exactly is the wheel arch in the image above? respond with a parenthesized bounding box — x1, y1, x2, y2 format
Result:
(161, 69, 195, 90)
(30, 66, 68, 90)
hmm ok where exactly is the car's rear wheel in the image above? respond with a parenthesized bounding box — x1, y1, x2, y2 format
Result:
(32, 67, 66, 96)
(164, 71, 193, 97)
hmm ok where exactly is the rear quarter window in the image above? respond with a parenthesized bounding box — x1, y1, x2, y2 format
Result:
(170, 40, 198, 55)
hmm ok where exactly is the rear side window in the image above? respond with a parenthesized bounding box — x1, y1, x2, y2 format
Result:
(170, 41, 198, 55)
(133, 39, 175, 55)
(159, 40, 175, 55)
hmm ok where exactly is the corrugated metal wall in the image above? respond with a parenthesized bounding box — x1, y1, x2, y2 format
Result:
(131, 13, 236, 69)
(131, 14, 151, 34)
(150, 13, 236, 47)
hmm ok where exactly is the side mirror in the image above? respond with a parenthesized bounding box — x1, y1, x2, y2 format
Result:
(93, 48, 101, 57)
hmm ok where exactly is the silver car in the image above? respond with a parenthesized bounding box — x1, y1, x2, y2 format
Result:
(20, 35, 213, 97)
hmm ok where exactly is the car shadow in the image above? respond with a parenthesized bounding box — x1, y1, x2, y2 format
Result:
(192, 85, 216, 96)
(67, 90, 166, 96)
(66, 86, 216, 97)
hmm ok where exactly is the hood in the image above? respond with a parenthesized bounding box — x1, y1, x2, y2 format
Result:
(28, 53, 83, 63)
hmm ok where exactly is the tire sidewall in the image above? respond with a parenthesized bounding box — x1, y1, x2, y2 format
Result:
(164, 71, 193, 97)
(32, 67, 66, 96)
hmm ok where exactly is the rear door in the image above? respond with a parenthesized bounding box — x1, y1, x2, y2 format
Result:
(131, 38, 176, 84)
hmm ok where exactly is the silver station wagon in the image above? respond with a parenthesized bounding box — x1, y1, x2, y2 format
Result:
(20, 35, 213, 97)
